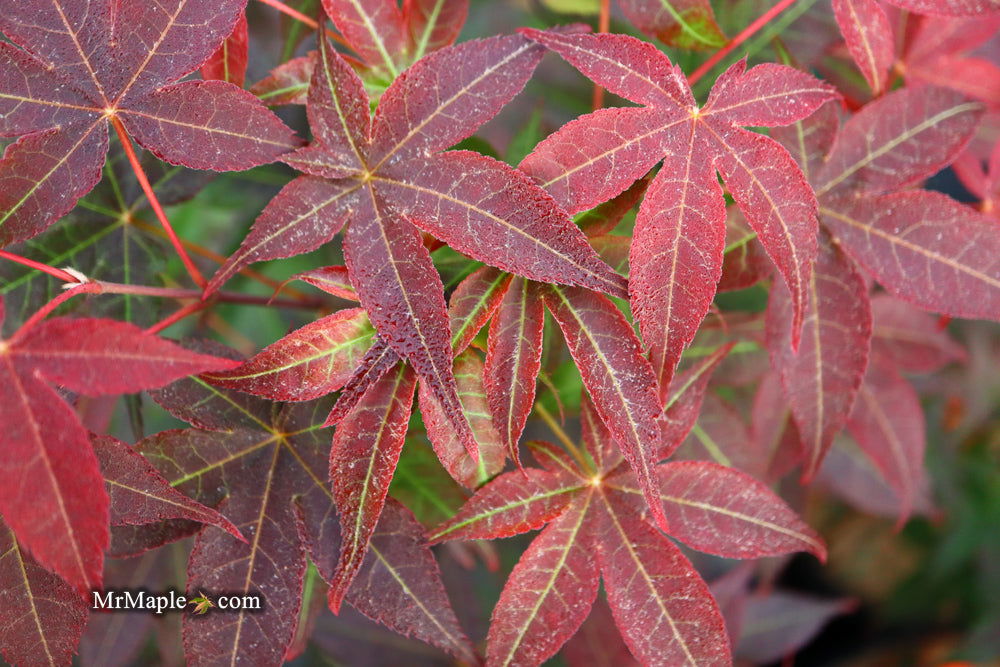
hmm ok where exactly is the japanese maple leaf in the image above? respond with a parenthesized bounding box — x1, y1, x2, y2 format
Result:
(0, 297, 238, 596)
(765, 86, 992, 485)
(882, 0, 1000, 15)
(0, 0, 300, 248)
(142, 369, 477, 666)
(428, 402, 826, 666)
(208, 29, 626, 455)
(518, 30, 836, 400)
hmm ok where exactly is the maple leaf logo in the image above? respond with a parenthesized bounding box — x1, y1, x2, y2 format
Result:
(188, 592, 214, 615)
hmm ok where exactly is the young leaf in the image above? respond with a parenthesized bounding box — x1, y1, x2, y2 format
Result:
(0, 519, 88, 666)
(404, 0, 469, 59)
(521, 31, 835, 357)
(0, 0, 300, 246)
(250, 53, 314, 105)
(323, 0, 408, 74)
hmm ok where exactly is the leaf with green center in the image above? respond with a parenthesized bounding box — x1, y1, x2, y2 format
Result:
(617, 0, 726, 50)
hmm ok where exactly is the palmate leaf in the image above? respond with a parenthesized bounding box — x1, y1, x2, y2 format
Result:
(0, 518, 88, 666)
(0, 0, 300, 248)
(210, 29, 625, 455)
(0, 305, 236, 594)
(145, 373, 474, 665)
(430, 390, 824, 666)
(520, 30, 836, 396)
(766, 87, 988, 480)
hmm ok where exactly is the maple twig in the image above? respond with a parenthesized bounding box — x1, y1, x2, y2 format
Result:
(109, 117, 207, 290)
(0, 250, 83, 284)
(256, 0, 350, 48)
(534, 402, 593, 474)
(689, 0, 800, 86)
(93, 281, 324, 309)
(591, 0, 611, 110)
(144, 301, 209, 335)
(8, 283, 102, 344)
(127, 216, 310, 300)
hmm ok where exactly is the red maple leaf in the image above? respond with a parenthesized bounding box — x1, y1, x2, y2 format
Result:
(0, 0, 300, 248)
(518, 30, 837, 399)
(0, 297, 238, 594)
(428, 387, 825, 665)
(766, 86, 993, 502)
(208, 27, 626, 457)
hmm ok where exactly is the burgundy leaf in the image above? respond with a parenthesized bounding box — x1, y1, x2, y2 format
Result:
(561, 597, 639, 667)
(323, 0, 408, 73)
(93, 434, 242, 540)
(541, 284, 670, 532)
(833, 0, 894, 94)
(0, 317, 234, 594)
(823, 190, 1000, 321)
(344, 191, 477, 453)
(329, 364, 417, 612)
(208, 176, 361, 292)
(485, 277, 545, 463)
(403, 0, 469, 57)
(349, 499, 478, 663)
(606, 462, 827, 560)
(370, 34, 544, 162)
(771, 100, 840, 185)
(659, 342, 734, 459)
(630, 144, 726, 396)
(290, 265, 359, 301)
(448, 266, 511, 355)
(595, 497, 731, 666)
(0, 519, 88, 667)
(766, 237, 872, 481)
(486, 494, 599, 667)
(376, 151, 628, 298)
(201, 12, 249, 87)
(250, 54, 313, 106)
(203, 308, 375, 401)
(847, 357, 927, 523)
